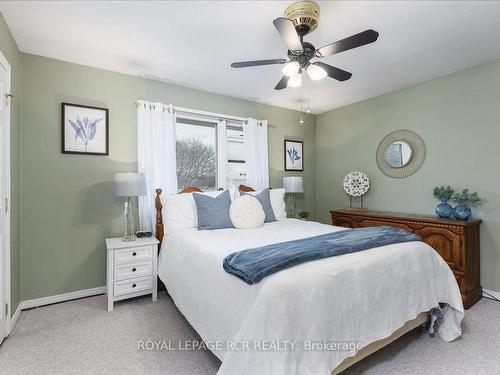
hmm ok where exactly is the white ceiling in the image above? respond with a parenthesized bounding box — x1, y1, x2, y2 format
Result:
(1, 1, 500, 114)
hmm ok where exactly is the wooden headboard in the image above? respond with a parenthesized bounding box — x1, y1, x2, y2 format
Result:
(155, 184, 255, 245)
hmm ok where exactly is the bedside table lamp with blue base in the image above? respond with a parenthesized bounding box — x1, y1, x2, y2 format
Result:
(114, 172, 146, 242)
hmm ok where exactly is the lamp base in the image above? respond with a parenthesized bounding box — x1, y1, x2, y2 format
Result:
(122, 234, 137, 242)
(122, 197, 136, 242)
(288, 194, 297, 218)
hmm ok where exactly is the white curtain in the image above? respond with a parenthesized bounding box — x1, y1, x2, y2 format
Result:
(243, 118, 269, 190)
(137, 101, 178, 232)
(216, 119, 228, 189)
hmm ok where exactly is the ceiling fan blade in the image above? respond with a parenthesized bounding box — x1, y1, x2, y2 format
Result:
(314, 62, 352, 81)
(231, 59, 287, 68)
(273, 17, 303, 52)
(274, 75, 289, 90)
(316, 29, 379, 58)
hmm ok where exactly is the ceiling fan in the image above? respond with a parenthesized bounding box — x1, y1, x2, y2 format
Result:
(230, 1, 379, 90)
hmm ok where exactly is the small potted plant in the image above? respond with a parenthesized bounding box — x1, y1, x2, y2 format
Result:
(297, 211, 310, 221)
(451, 189, 482, 220)
(433, 185, 454, 218)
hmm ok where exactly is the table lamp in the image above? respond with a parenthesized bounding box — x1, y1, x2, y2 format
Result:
(283, 176, 304, 218)
(114, 172, 146, 241)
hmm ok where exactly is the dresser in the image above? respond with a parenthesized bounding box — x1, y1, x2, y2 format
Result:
(105, 237, 159, 312)
(330, 209, 482, 309)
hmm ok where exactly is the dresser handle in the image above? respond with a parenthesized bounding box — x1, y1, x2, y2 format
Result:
(132, 268, 136, 272)
(132, 284, 136, 288)
(132, 252, 137, 256)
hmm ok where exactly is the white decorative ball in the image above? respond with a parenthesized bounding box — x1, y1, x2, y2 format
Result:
(343, 171, 370, 197)
(230, 195, 265, 229)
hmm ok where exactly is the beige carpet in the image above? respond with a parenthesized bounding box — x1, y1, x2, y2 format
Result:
(0, 292, 498, 375)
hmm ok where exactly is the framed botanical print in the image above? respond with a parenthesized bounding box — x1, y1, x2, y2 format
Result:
(61, 102, 109, 155)
(284, 139, 303, 171)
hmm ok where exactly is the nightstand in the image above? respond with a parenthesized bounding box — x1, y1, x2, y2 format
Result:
(105, 236, 159, 312)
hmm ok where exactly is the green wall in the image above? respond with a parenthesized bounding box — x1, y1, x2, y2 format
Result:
(0, 14, 21, 313)
(7, 14, 500, 304)
(316, 59, 500, 292)
(20, 54, 315, 301)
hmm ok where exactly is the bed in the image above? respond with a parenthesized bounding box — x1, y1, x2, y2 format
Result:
(155, 186, 464, 375)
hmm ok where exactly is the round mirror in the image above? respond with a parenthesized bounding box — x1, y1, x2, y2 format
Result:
(385, 141, 413, 168)
(376, 130, 426, 178)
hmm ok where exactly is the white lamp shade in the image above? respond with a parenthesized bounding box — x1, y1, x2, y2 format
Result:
(283, 176, 304, 193)
(287, 73, 302, 88)
(114, 172, 147, 196)
(282, 61, 300, 77)
(306, 63, 327, 80)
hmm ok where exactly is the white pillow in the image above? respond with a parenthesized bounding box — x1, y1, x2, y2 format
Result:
(269, 188, 287, 219)
(230, 195, 265, 229)
(162, 188, 235, 232)
(241, 188, 287, 220)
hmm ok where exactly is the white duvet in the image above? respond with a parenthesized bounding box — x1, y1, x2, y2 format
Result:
(158, 219, 464, 375)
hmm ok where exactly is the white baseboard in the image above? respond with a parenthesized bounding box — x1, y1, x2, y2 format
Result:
(483, 288, 500, 301)
(6, 304, 21, 336)
(19, 286, 106, 310)
(6, 286, 106, 335)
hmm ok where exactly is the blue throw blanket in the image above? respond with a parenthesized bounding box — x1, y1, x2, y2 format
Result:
(223, 226, 421, 284)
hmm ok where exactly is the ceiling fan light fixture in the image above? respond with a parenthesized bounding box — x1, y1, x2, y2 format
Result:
(287, 73, 302, 88)
(230, 2, 378, 92)
(306, 63, 327, 80)
(282, 61, 300, 76)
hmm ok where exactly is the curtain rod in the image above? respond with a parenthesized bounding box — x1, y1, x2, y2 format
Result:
(134, 100, 277, 128)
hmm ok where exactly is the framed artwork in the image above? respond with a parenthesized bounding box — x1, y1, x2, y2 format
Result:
(284, 139, 303, 171)
(61, 102, 109, 155)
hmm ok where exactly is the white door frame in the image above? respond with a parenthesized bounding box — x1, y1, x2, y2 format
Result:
(0, 49, 11, 342)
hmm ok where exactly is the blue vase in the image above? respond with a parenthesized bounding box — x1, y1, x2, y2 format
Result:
(453, 204, 472, 220)
(435, 202, 453, 218)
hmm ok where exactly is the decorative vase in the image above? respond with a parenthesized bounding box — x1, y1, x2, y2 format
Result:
(435, 202, 453, 218)
(453, 204, 472, 221)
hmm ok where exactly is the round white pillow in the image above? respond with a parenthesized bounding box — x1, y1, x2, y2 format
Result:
(230, 195, 265, 229)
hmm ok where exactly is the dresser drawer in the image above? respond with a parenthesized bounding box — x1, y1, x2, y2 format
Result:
(113, 261, 153, 281)
(356, 219, 414, 233)
(332, 215, 355, 228)
(114, 246, 153, 264)
(113, 276, 153, 297)
(414, 227, 462, 271)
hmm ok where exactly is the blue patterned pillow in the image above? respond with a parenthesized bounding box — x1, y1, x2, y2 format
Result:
(193, 190, 234, 230)
(242, 188, 277, 223)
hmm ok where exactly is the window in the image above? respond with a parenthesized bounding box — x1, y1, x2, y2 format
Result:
(176, 118, 217, 190)
(175, 117, 246, 191)
(226, 125, 246, 189)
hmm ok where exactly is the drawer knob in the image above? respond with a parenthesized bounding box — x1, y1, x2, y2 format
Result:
(132, 252, 137, 256)
(132, 284, 136, 288)
(132, 268, 136, 272)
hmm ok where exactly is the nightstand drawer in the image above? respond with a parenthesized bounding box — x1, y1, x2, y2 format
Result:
(114, 261, 153, 280)
(114, 246, 153, 264)
(113, 276, 153, 297)
(106, 237, 159, 311)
